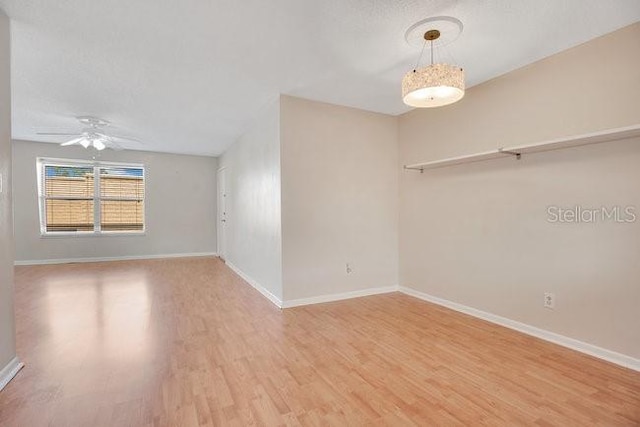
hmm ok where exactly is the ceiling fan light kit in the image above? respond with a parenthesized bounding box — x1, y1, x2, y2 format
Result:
(402, 17, 466, 108)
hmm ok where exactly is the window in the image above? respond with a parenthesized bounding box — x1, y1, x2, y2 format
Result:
(37, 158, 145, 235)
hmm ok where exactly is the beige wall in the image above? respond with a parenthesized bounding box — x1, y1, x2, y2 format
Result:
(399, 23, 640, 358)
(12, 140, 217, 262)
(0, 9, 16, 371)
(219, 100, 283, 300)
(281, 95, 398, 301)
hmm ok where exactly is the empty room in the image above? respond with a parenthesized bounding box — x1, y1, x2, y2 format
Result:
(0, 1, 639, 426)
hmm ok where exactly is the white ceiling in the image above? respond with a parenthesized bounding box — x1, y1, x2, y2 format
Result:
(1, 1, 639, 156)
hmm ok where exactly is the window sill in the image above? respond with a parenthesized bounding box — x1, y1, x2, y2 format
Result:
(40, 231, 147, 239)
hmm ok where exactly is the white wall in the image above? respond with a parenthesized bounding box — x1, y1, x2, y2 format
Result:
(12, 140, 217, 262)
(218, 100, 283, 301)
(280, 95, 398, 302)
(398, 23, 640, 358)
(0, 8, 16, 374)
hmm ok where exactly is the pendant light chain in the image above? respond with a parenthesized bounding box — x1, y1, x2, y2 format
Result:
(414, 32, 438, 71)
(414, 40, 427, 72)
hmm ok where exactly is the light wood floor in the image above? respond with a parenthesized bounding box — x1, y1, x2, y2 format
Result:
(1, 257, 638, 426)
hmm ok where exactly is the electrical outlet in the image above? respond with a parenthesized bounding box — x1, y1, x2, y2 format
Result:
(346, 263, 352, 274)
(544, 292, 555, 309)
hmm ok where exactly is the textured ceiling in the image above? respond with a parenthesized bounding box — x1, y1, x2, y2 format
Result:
(1, 0, 639, 156)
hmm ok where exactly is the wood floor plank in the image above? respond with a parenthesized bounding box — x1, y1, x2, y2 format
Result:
(0, 257, 638, 426)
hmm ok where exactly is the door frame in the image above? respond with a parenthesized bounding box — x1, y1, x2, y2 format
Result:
(216, 167, 227, 261)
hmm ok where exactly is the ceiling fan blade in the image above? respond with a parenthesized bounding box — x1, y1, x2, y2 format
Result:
(93, 132, 142, 146)
(60, 137, 85, 146)
(109, 141, 125, 151)
(107, 134, 143, 144)
(37, 132, 82, 136)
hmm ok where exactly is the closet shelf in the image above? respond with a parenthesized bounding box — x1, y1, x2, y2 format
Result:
(404, 124, 640, 172)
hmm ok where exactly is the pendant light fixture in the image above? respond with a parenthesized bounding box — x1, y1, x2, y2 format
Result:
(402, 29, 465, 108)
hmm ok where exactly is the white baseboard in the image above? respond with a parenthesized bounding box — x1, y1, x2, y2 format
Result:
(224, 261, 397, 310)
(0, 357, 24, 392)
(399, 286, 640, 372)
(225, 261, 283, 308)
(14, 252, 218, 266)
(282, 285, 398, 308)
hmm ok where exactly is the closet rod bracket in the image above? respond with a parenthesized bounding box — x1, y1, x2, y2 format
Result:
(499, 148, 521, 160)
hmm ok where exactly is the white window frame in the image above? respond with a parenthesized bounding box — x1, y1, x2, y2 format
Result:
(37, 157, 146, 237)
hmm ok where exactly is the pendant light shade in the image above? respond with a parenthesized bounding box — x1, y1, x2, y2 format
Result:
(402, 27, 465, 108)
(402, 63, 465, 108)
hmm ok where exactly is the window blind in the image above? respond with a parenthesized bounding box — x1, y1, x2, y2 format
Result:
(43, 165, 95, 232)
(99, 167, 145, 231)
(38, 160, 145, 235)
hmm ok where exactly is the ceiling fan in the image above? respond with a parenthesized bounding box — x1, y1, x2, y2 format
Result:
(37, 116, 141, 151)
